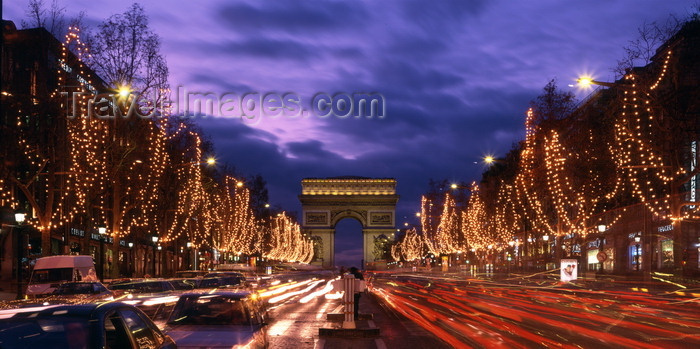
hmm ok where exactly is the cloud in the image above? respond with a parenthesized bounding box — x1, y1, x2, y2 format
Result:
(3, 0, 694, 262)
(214, 1, 368, 35)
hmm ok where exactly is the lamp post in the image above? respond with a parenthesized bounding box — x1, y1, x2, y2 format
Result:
(597, 225, 606, 272)
(14, 213, 26, 300)
(151, 236, 159, 277)
(508, 240, 515, 273)
(98, 227, 107, 282)
(634, 236, 641, 271)
(542, 235, 550, 269)
(186, 241, 192, 270)
(128, 242, 134, 277)
(157, 244, 162, 276)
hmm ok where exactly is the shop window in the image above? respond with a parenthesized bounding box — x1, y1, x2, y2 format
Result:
(661, 239, 674, 269)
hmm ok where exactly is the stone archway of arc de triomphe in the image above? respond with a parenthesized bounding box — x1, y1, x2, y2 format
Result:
(298, 177, 399, 269)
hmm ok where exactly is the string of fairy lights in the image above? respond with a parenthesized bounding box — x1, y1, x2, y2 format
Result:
(611, 49, 695, 223)
(4, 23, 693, 267)
(390, 45, 693, 263)
(264, 212, 314, 264)
(1, 23, 312, 267)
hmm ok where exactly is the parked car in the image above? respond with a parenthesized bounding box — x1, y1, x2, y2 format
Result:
(51, 281, 113, 302)
(203, 271, 247, 283)
(175, 270, 208, 279)
(197, 276, 244, 289)
(109, 280, 176, 297)
(168, 278, 200, 290)
(164, 291, 268, 348)
(0, 302, 176, 348)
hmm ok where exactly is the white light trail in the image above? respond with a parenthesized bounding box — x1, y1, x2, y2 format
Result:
(299, 279, 335, 303)
(268, 280, 324, 304)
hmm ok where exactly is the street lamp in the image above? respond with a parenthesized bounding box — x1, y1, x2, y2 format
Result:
(151, 236, 159, 277)
(597, 224, 606, 233)
(634, 236, 641, 271)
(14, 213, 26, 300)
(157, 245, 162, 276)
(98, 227, 107, 282)
(14, 213, 25, 224)
(128, 242, 134, 277)
(186, 241, 193, 270)
(576, 77, 617, 88)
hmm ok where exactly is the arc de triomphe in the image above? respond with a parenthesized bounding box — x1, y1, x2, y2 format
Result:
(299, 177, 399, 269)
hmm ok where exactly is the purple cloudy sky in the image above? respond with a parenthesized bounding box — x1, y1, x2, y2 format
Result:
(3, 0, 696, 266)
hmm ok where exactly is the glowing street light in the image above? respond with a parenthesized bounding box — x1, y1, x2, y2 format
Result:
(14, 213, 26, 224)
(98, 227, 107, 282)
(206, 157, 216, 166)
(484, 156, 495, 164)
(577, 77, 593, 86)
(14, 212, 26, 299)
(117, 85, 131, 99)
(151, 236, 159, 277)
(576, 77, 615, 88)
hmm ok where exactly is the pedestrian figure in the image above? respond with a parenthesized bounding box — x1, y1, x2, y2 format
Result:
(349, 266, 364, 320)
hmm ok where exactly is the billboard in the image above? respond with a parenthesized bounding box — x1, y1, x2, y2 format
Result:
(560, 259, 578, 281)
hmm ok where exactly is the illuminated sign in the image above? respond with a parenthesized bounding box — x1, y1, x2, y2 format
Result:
(58, 59, 97, 94)
(560, 259, 578, 282)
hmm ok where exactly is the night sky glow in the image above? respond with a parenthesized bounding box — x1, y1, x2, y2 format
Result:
(3, 0, 696, 267)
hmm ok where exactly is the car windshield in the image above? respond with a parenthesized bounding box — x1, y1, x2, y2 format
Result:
(30, 268, 74, 284)
(168, 295, 249, 326)
(170, 279, 197, 290)
(0, 316, 92, 349)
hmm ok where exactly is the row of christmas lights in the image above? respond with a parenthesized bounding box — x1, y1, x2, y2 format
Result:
(0, 24, 313, 266)
(391, 46, 693, 262)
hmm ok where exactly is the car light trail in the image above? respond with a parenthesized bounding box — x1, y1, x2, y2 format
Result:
(299, 279, 335, 303)
(268, 280, 324, 304)
(370, 274, 700, 348)
(258, 279, 314, 298)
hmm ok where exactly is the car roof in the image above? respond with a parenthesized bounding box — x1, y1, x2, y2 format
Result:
(0, 302, 129, 319)
(113, 280, 167, 286)
(178, 291, 252, 299)
(205, 271, 243, 275)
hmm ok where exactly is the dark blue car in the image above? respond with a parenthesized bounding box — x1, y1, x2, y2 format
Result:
(0, 302, 176, 348)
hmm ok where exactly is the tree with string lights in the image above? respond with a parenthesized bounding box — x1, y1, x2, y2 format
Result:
(74, 3, 171, 277)
(0, 18, 111, 257)
(513, 80, 621, 263)
(606, 19, 700, 273)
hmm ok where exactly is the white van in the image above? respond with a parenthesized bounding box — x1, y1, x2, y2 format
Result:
(26, 255, 97, 297)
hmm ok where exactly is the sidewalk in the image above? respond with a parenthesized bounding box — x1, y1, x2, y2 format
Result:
(0, 291, 16, 301)
(0, 280, 18, 301)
